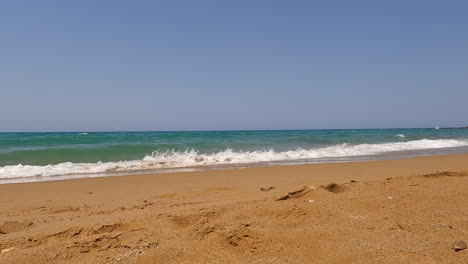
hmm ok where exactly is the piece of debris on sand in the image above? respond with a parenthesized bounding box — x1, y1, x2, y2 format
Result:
(1, 247, 15, 254)
(260, 186, 275, 192)
(277, 186, 316, 201)
(452, 240, 467, 252)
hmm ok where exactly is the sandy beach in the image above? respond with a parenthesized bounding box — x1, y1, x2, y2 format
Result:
(3, 1, 468, 263)
(1, 154, 467, 263)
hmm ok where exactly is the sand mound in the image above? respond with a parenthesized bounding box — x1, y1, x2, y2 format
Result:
(0, 220, 33, 234)
(322, 183, 346, 193)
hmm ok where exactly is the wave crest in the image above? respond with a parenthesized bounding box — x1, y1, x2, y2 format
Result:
(1, 139, 467, 180)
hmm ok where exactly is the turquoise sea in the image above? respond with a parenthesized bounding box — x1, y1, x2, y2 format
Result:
(1, 128, 468, 183)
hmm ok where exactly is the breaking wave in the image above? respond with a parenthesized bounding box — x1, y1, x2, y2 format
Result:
(1, 139, 467, 180)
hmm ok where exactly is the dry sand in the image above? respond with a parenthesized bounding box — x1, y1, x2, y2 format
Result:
(1, 154, 468, 263)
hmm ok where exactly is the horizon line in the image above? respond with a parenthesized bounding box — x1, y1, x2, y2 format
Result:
(0, 126, 459, 133)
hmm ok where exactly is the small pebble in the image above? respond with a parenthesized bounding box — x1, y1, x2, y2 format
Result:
(1, 247, 15, 254)
(452, 240, 467, 252)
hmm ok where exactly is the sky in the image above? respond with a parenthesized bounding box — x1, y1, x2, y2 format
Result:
(1, 0, 467, 132)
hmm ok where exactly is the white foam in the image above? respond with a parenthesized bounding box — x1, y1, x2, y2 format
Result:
(0, 139, 467, 180)
(395, 134, 405, 138)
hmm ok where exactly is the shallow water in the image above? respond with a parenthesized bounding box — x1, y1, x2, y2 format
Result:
(1, 128, 467, 183)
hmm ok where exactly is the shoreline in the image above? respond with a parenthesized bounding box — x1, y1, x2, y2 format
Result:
(2, 146, 468, 185)
(1, 153, 467, 263)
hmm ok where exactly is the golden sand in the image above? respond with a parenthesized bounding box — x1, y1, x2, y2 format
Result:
(1, 154, 468, 263)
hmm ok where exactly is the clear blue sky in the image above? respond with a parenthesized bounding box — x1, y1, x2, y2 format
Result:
(1, 1, 467, 132)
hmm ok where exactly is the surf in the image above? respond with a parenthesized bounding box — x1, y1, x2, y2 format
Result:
(1, 138, 467, 181)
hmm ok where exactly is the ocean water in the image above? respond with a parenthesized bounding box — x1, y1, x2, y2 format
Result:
(1, 128, 468, 183)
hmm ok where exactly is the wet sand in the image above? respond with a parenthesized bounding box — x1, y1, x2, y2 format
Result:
(1, 154, 468, 263)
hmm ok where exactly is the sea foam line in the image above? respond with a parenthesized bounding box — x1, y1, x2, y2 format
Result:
(0, 138, 467, 179)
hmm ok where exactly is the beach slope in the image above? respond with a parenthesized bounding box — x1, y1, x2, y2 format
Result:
(1, 154, 468, 263)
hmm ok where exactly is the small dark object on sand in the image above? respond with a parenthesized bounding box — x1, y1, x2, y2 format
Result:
(323, 183, 346, 193)
(396, 222, 405, 230)
(260, 186, 276, 192)
(452, 240, 467, 252)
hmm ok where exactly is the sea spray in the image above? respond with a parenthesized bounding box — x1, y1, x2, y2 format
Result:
(1, 138, 467, 180)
